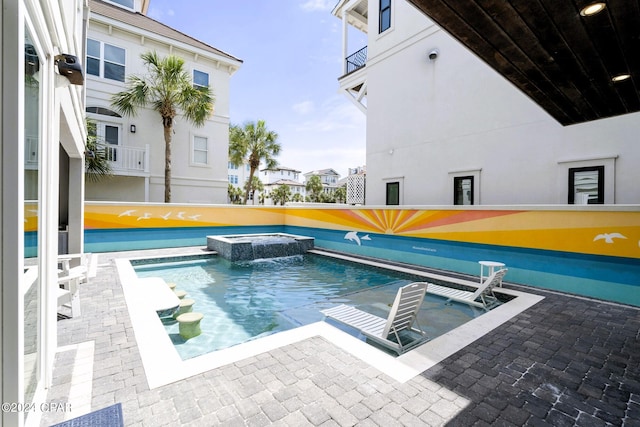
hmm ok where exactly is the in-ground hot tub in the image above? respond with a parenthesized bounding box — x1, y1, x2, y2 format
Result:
(206, 232, 314, 261)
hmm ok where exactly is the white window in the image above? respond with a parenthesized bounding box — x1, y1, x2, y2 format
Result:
(192, 136, 208, 165)
(104, 0, 134, 9)
(193, 70, 209, 89)
(87, 39, 126, 82)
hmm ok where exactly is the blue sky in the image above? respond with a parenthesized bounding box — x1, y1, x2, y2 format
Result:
(147, 0, 367, 177)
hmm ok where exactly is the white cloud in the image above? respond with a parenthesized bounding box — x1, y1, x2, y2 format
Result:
(293, 100, 315, 115)
(300, 0, 334, 12)
(293, 96, 365, 133)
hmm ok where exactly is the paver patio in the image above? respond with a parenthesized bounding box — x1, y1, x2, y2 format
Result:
(41, 248, 640, 426)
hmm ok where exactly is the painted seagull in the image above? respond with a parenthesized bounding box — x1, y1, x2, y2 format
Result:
(593, 233, 627, 243)
(344, 231, 371, 246)
(176, 212, 186, 220)
(118, 210, 136, 217)
(188, 214, 201, 221)
(160, 212, 172, 220)
(136, 213, 152, 221)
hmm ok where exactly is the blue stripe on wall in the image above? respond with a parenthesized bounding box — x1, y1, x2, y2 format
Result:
(286, 226, 640, 286)
(85, 225, 285, 253)
(80, 224, 640, 306)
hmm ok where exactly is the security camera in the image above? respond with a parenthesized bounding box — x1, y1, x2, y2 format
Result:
(428, 49, 439, 61)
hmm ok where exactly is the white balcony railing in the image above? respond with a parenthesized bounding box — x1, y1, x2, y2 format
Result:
(99, 143, 149, 175)
(25, 137, 150, 176)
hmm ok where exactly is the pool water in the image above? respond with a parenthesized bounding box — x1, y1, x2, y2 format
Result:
(133, 254, 486, 360)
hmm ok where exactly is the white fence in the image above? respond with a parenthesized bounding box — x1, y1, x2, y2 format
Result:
(347, 174, 365, 205)
(98, 143, 149, 175)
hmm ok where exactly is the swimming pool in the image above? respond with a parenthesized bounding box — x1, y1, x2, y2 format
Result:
(133, 253, 487, 360)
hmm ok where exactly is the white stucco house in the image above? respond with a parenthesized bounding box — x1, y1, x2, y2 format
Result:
(304, 168, 342, 197)
(2, 1, 88, 425)
(333, 0, 640, 205)
(228, 160, 251, 189)
(85, 0, 242, 203)
(260, 166, 305, 204)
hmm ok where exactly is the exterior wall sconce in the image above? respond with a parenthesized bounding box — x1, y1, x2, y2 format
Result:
(54, 54, 84, 85)
(130, 124, 136, 133)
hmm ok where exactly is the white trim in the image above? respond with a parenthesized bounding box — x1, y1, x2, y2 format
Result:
(556, 156, 616, 204)
(89, 15, 243, 71)
(376, 0, 394, 38)
(190, 133, 209, 167)
(115, 251, 542, 389)
(557, 154, 619, 164)
(86, 38, 126, 82)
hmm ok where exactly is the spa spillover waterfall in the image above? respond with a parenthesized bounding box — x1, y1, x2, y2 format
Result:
(206, 233, 314, 261)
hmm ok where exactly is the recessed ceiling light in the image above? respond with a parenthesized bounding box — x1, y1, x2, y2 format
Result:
(580, 2, 606, 16)
(612, 74, 631, 82)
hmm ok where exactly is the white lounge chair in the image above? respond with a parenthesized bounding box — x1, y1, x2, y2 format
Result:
(58, 270, 83, 317)
(58, 252, 97, 284)
(426, 269, 507, 309)
(321, 282, 429, 354)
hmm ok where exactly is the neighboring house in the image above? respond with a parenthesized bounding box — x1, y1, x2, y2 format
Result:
(228, 160, 252, 189)
(262, 165, 302, 184)
(304, 168, 342, 195)
(263, 179, 306, 204)
(2, 1, 88, 425)
(261, 166, 304, 204)
(85, 0, 242, 203)
(333, 0, 640, 205)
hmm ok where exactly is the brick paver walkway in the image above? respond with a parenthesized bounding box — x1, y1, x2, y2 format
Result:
(41, 249, 640, 426)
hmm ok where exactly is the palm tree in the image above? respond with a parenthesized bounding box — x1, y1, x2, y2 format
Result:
(111, 51, 214, 202)
(271, 185, 291, 206)
(227, 184, 243, 204)
(229, 120, 281, 204)
(335, 186, 347, 204)
(85, 119, 113, 182)
(244, 176, 264, 205)
(305, 175, 323, 202)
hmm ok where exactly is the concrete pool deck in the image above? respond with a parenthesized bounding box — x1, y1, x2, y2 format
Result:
(41, 247, 640, 426)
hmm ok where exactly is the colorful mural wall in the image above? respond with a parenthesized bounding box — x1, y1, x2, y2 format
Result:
(81, 202, 640, 306)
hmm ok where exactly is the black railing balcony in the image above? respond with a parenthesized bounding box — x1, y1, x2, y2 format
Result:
(345, 45, 367, 74)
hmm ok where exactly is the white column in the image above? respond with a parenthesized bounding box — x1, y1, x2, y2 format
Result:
(43, 71, 61, 389)
(342, 9, 349, 75)
(2, 2, 25, 426)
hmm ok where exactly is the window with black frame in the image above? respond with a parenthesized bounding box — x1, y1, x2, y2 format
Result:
(454, 176, 474, 205)
(386, 181, 399, 205)
(569, 166, 604, 204)
(379, 0, 391, 33)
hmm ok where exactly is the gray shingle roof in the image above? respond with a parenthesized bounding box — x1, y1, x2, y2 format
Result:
(89, 0, 242, 64)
